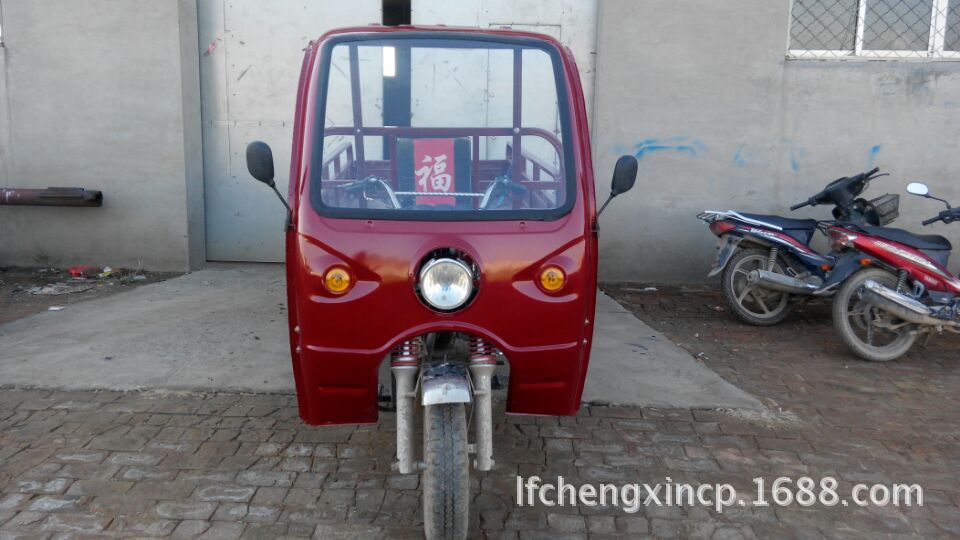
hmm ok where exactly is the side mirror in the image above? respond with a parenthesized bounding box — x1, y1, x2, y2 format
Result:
(245, 141, 290, 213)
(610, 155, 639, 196)
(596, 155, 638, 219)
(906, 182, 929, 197)
(246, 141, 276, 187)
(907, 181, 952, 210)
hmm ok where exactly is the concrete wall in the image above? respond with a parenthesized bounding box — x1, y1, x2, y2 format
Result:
(593, 0, 960, 282)
(0, 0, 204, 272)
(199, 0, 382, 263)
(412, 0, 598, 124)
(4, 1, 959, 280)
(0, 42, 11, 187)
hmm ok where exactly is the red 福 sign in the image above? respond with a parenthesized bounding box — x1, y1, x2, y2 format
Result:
(413, 139, 456, 206)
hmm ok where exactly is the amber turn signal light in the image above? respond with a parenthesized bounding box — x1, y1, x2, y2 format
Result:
(324, 267, 352, 294)
(539, 266, 566, 292)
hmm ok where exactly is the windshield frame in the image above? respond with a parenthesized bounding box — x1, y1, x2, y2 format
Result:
(308, 32, 577, 222)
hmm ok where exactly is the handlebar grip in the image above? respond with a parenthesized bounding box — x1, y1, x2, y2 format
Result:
(866, 166, 880, 176)
(790, 200, 810, 211)
(922, 215, 940, 226)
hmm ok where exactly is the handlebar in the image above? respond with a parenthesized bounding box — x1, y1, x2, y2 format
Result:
(339, 176, 401, 208)
(341, 176, 375, 192)
(922, 209, 959, 227)
(790, 199, 812, 211)
(789, 167, 883, 212)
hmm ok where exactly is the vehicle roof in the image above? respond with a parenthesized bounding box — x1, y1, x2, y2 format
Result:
(315, 24, 567, 51)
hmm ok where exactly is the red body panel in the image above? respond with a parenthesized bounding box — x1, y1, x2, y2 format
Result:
(284, 26, 598, 425)
(831, 225, 960, 294)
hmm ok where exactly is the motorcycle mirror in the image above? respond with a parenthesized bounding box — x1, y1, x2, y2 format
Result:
(246, 141, 276, 186)
(906, 182, 929, 197)
(610, 155, 639, 196)
(246, 141, 291, 213)
(597, 155, 638, 220)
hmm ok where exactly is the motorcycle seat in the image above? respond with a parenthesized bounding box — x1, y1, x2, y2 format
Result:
(738, 213, 818, 231)
(861, 226, 952, 251)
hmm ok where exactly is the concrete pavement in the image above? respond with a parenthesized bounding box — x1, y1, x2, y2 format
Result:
(584, 292, 761, 409)
(0, 264, 293, 393)
(0, 264, 759, 410)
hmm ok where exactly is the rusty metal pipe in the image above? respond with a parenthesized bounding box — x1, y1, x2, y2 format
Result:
(0, 187, 103, 207)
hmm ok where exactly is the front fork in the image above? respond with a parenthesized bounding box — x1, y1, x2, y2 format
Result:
(391, 340, 421, 475)
(468, 337, 496, 472)
(390, 337, 497, 474)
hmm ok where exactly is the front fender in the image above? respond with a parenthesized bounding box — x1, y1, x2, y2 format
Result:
(421, 363, 472, 406)
(708, 235, 744, 277)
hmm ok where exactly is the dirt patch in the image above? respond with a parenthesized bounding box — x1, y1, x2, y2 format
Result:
(0, 266, 177, 324)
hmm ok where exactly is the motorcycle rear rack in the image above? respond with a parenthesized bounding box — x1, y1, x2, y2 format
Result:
(698, 210, 784, 231)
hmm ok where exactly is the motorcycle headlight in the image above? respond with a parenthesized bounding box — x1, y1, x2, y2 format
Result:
(419, 258, 473, 311)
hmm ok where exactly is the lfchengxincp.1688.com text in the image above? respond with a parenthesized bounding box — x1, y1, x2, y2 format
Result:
(517, 476, 923, 513)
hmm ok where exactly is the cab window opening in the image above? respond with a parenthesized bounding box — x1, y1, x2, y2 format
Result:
(309, 34, 575, 221)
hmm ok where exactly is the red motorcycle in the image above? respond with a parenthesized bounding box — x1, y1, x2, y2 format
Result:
(243, 25, 637, 538)
(829, 181, 960, 361)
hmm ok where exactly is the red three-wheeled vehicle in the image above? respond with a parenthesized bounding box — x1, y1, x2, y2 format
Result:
(245, 25, 637, 538)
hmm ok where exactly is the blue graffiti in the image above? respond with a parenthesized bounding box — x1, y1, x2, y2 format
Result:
(788, 147, 806, 173)
(733, 144, 747, 167)
(625, 137, 707, 160)
(868, 144, 882, 166)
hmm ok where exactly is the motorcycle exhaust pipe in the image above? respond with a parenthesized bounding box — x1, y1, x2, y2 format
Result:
(861, 280, 960, 327)
(746, 270, 822, 295)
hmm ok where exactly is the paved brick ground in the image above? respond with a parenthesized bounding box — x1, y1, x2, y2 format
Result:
(0, 285, 958, 538)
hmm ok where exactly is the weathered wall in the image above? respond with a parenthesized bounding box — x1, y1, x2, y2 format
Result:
(0, 42, 11, 187)
(199, 0, 382, 263)
(412, 0, 598, 124)
(3, 1, 959, 280)
(593, 0, 960, 282)
(0, 0, 204, 272)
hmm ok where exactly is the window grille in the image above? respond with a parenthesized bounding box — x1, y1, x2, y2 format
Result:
(789, 0, 959, 59)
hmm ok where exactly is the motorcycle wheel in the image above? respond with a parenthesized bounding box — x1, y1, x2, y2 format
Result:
(721, 248, 793, 326)
(422, 403, 469, 540)
(832, 268, 917, 362)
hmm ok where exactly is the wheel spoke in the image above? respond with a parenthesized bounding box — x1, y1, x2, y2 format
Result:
(848, 307, 868, 318)
(751, 291, 771, 314)
(737, 285, 753, 303)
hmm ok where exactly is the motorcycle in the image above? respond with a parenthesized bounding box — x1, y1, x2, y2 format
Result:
(243, 25, 638, 539)
(698, 167, 899, 325)
(829, 181, 960, 361)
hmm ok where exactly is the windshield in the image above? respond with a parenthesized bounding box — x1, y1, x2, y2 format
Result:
(310, 34, 574, 221)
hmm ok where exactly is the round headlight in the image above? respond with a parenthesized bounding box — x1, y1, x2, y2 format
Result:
(419, 258, 474, 311)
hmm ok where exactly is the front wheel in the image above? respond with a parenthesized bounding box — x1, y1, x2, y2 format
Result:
(422, 403, 469, 540)
(720, 248, 793, 326)
(832, 268, 917, 362)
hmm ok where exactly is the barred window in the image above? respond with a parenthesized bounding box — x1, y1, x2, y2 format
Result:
(789, 0, 959, 59)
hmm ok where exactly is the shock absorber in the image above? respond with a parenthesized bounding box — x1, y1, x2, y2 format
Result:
(468, 335, 495, 361)
(896, 270, 908, 292)
(391, 340, 421, 366)
(391, 339, 421, 474)
(468, 336, 496, 472)
(768, 247, 780, 271)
